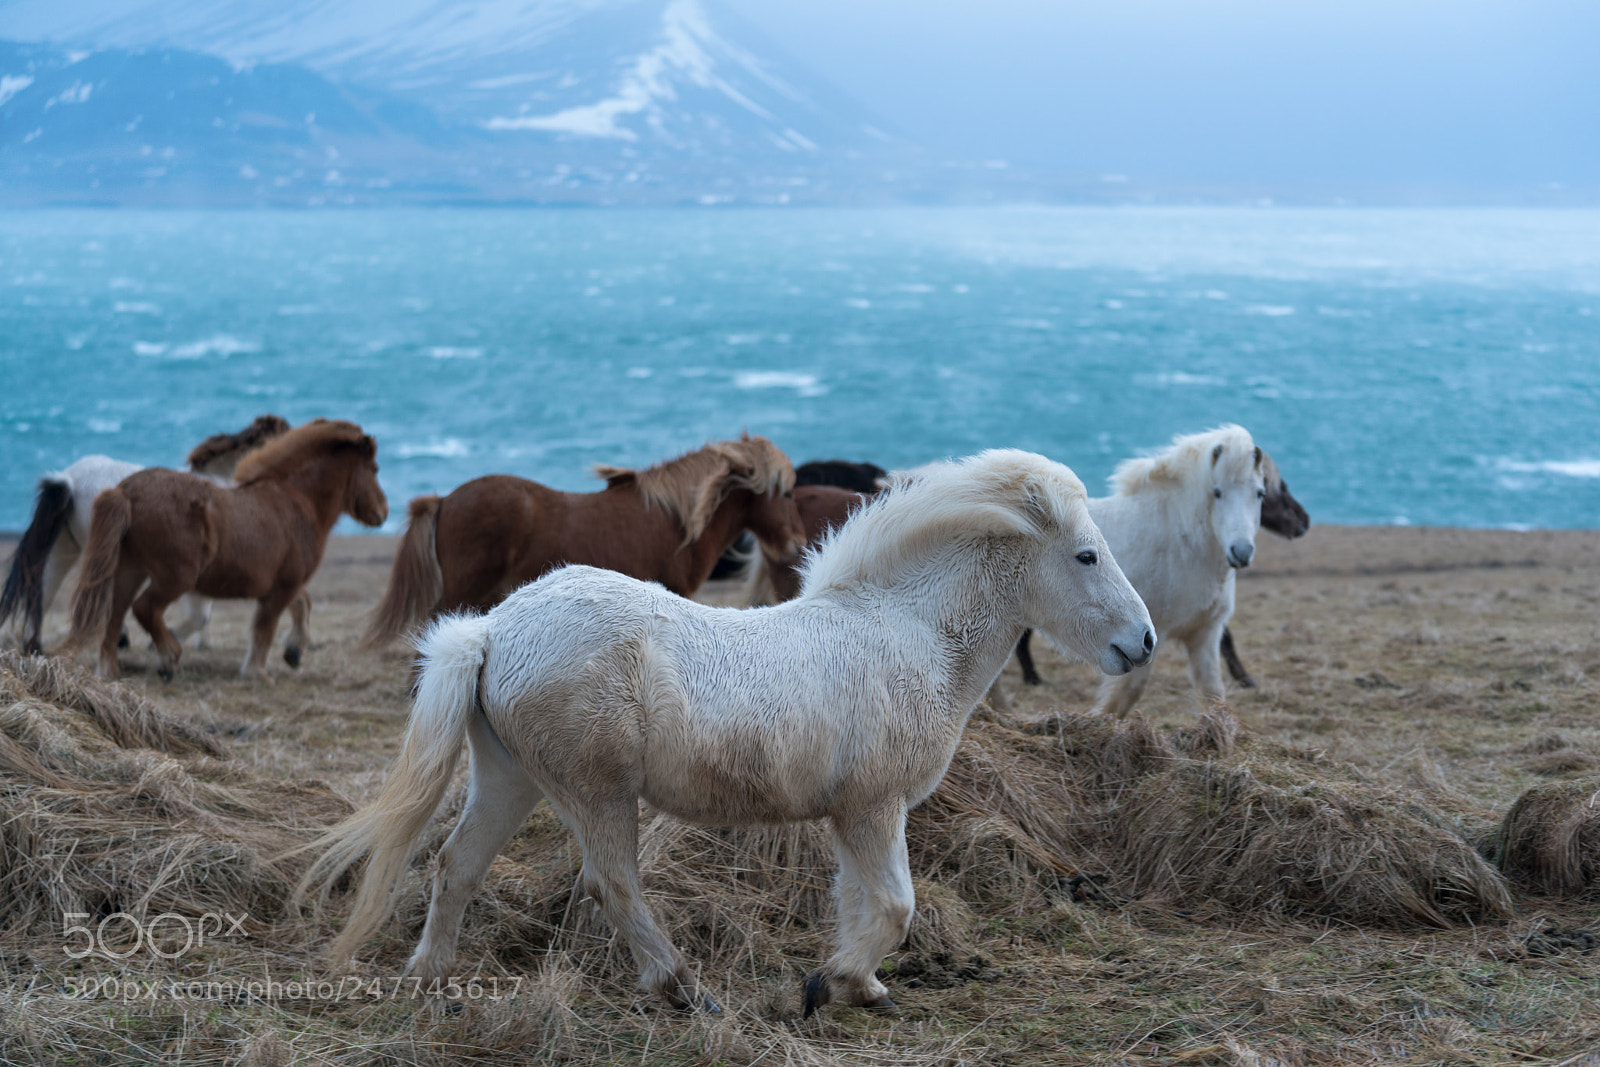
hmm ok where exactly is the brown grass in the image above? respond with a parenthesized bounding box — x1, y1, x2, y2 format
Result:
(2, 525, 1600, 1065)
(1491, 777, 1600, 897)
(0, 651, 351, 939)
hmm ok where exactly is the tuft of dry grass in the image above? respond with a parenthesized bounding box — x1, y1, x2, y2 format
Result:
(0, 650, 352, 939)
(1491, 777, 1600, 897)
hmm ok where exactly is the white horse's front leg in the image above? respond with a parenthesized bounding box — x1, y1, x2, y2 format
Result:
(805, 803, 913, 1018)
(1186, 625, 1229, 706)
(1091, 659, 1154, 717)
(407, 714, 544, 985)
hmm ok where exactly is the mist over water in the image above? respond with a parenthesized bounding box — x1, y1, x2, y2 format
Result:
(2, 206, 1597, 531)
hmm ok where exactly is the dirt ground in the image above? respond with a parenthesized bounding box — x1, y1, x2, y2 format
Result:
(3, 524, 1599, 1066)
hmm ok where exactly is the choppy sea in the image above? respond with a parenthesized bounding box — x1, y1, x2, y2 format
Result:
(1, 206, 1597, 532)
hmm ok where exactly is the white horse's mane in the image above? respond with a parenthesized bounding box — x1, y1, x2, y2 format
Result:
(1109, 424, 1258, 497)
(801, 449, 1087, 593)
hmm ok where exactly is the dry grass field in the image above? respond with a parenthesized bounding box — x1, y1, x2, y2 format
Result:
(2, 524, 1599, 1066)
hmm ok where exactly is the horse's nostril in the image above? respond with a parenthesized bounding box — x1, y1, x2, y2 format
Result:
(1142, 629, 1155, 653)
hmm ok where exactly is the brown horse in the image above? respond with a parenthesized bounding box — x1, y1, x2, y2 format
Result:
(362, 435, 806, 648)
(764, 485, 871, 601)
(1, 414, 293, 654)
(1012, 447, 1310, 688)
(59, 419, 388, 681)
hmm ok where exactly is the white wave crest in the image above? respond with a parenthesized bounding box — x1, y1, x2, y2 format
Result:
(1498, 458, 1600, 479)
(394, 439, 471, 459)
(734, 371, 826, 397)
(133, 335, 259, 359)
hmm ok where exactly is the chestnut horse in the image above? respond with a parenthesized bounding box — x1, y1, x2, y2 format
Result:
(1011, 445, 1309, 688)
(59, 419, 387, 681)
(0, 414, 290, 653)
(362, 435, 806, 649)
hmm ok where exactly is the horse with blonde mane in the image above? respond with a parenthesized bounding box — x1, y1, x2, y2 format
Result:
(58, 419, 387, 680)
(296, 450, 1155, 1016)
(361, 434, 805, 648)
(0, 414, 291, 653)
(1012, 442, 1308, 689)
(1057, 424, 1264, 717)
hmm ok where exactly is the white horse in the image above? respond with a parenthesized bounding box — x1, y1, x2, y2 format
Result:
(297, 449, 1155, 1016)
(1, 415, 291, 655)
(1083, 424, 1266, 717)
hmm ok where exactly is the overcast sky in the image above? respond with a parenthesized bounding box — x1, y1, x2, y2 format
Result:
(723, 0, 1600, 193)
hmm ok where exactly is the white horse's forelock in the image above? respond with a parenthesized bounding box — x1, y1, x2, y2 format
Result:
(800, 449, 1088, 594)
(1109, 424, 1257, 499)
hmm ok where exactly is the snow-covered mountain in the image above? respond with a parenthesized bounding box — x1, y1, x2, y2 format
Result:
(0, 0, 913, 205)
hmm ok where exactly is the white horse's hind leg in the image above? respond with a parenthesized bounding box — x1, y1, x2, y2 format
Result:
(407, 713, 544, 985)
(804, 804, 913, 1017)
(570, 797, 713, 1011)
(168, 594, 214, 649)
(1091, 660, 1154, 717)
(31, 533, 82, 650)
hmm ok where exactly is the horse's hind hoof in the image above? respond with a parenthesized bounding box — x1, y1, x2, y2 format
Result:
(802, 971, 829, 1019)
(157, 667, 174, 682)
(283, 646, 302, 669)
(857, 995, 896, 1012)
(696, 994, 721, 1014)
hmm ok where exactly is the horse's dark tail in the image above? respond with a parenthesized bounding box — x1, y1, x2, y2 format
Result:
(59, 487, 133, 659)
(361, 494, 444, 649)
(1, 475, 75, 653)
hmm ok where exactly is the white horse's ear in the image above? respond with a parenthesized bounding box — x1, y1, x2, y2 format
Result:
(1253, 445, 1263, 468)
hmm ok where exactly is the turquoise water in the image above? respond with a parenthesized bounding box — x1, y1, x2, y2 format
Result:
(2, 207, 1597, 531)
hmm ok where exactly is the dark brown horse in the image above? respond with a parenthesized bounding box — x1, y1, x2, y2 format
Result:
(764, 484, 870, 601)
(1013, 449, 1310, 688)
(60, 419, 388, 681)
(1218, 451, 1308, 686)
(362, 435, 806, 648)
(186, 413, 292, 479)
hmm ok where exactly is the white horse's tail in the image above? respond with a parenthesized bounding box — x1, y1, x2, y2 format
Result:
(293, 613, 492, 964)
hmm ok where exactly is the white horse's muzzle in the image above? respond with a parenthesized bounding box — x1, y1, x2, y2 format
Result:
(1227, 541, 1255, 568)
(1102, 624, 1156, 675)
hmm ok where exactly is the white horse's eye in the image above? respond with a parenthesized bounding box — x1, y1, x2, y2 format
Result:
(1075, 550, 1097, 566)
(1212, 487, 1223, 499)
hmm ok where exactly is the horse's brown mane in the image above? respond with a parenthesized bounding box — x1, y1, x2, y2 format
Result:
(594, 434, 795, 542)
(233, 418, 371, 485)
(186, 414, 291, 473)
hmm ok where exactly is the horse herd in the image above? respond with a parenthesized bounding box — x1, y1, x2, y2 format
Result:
(1, 415, 1308, 1017)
